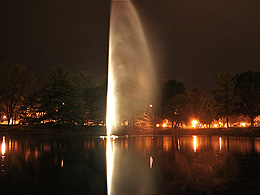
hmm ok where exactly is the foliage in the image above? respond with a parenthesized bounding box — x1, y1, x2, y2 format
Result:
(39, 66, 84, 126)
(0, 63, 35, 125)
(212, 72, 237, 127)
(2, 61, 260, 130)
(73, 70, 96, 124)
(90, 76, 107, 126)
(188, 88, 216, 127)
(199, 98, 216, 127)
(160, 79, 187, 128)
(19, 92, 41, 125)
(235, 70, 260, 126)
(188, 88, 205, 120)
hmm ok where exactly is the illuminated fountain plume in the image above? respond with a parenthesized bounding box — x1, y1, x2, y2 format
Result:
(106, 0, 157, 135)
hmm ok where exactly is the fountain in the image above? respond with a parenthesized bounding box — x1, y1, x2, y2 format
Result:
(106, 0, 157, 136)
(106, 0, 157, 194)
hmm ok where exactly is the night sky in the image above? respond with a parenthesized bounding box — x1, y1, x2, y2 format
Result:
(1, 0, 260, 94)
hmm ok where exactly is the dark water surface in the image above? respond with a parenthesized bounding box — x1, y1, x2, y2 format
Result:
(1, 135, 260, 194)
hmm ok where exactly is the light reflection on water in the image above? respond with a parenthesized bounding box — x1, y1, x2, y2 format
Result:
(107, 135, 260, 194)
(0, 135, 260, 194)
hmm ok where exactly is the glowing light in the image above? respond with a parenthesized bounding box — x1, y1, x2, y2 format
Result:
(149, 104, 153, 108)
(162, 123, 167, 128)
(61, 160, 64, 167)
(149, 156, 153, 168)
(1, 136, 5, 156)
(3, 116, 6, 119)
(192, 120, 198, 128)
(177, 139, 180, 150)
(106, 136, 115, 195)
(100, 135, 118, 140)
(241, 122, 246, 127)
(219, 137, 222, 151)
(193, 135, 197, 152)
(156, 124, 160, 128)
(111, 135, 118, 140)
(213, 124, 218, 128)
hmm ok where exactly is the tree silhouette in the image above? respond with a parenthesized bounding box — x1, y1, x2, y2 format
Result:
(39, 66, 83, 126)
(161, 79, 187, 129)
(0, 63, 35, 125)
(235, 70, 260, 126)
(212, 72, 237, 127)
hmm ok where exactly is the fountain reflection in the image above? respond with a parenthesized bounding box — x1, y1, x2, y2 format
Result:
(193, 135, 197, 152)
(149, 156, 154, 168)
(219, 137, 222, 151)
(1, 136, 5, 156)
(106, 137, 115, 195)
(177, 138, 180, 151)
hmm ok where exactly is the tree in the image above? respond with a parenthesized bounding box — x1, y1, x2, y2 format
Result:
(73, 70, 95, 124)
(160, 79, 187, 129)
(91, 76, 107, 126)
(212, 72, 237, 127)
(19, 91, 41, 125)
(199, 98, 216, 128)
(235, 70, 260, 126)
(39, 66, 83, 126)
(188, 88, 205, 120)
(0, 63, 35, 125)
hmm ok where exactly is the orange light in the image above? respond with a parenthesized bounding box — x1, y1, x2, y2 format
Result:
(162, 124, 167, 128)
(3, 116, 6, 119)
(192, 120, 198, 128)
(241, 122, 246, 127)
(219, 137, 222, 151)
(193, 135, 197, 152)
(156, 124, 160, 128)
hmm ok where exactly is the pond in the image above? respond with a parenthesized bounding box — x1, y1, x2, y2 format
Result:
(1, 134, 260, 194)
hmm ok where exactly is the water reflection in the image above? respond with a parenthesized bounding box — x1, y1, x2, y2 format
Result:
(0, 135, 260, 194)
(107, 135, 260, 194)
(219, 137, 222, 151)
(149, 156, 154, 168)
(1, 136, 6, 156)
(106, 137, 115, 195)
(193, 135, 197, 152)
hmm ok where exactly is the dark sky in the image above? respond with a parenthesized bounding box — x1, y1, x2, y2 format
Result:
(1, 0, 260, 94)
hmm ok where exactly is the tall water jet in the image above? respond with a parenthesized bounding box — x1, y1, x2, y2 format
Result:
(106, 0, 157, 136)
(106, 1, 157, 194)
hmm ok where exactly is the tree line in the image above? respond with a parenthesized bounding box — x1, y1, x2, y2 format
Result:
(158, 71, 260, 128)
(0, 63, 106, 126)
(0, 62, 260, 128)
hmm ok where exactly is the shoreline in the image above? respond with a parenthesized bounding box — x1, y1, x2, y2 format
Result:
(1, 125, 260, 137)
